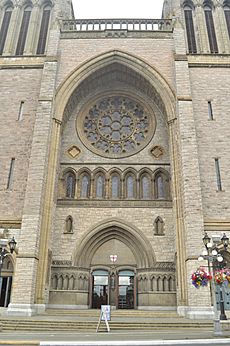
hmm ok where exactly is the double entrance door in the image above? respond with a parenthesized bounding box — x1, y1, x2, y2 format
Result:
(92, 269, 135, 309)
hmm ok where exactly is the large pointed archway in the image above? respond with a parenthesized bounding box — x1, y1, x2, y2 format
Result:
(55, 49, 176, 125)
(74, 219, 155, 268)
(73, 219, 155, 309)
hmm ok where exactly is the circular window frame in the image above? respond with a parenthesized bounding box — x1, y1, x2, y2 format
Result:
(76, 92, 156, 159)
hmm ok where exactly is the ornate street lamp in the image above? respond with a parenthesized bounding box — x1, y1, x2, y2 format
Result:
(199, 232, 230, 335)
(0, 237, 17, 277)
(221, 233, 229, 251)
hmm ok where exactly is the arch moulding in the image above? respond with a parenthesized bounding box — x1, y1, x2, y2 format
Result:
(54, 49, 176, 124)
(74, 218, 155, 269)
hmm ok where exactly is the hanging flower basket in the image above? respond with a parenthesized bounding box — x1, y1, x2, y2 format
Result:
(214, 269, 230, 285)
(191, 267, 212, 288)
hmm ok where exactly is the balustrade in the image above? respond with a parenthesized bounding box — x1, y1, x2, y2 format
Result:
(61, 18, 172, 32)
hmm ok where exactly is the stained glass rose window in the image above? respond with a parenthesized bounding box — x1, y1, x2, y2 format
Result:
(77, 96, 155, 158)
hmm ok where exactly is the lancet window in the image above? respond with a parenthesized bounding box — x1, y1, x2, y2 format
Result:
(61, 168, 171, 201)
(140, 174, 151, 200)
(16, 5, 32, 55)
(0, 5, 13, 55)
(154, 171, 170, 200)
(65, 172, 76, 198)
(204, 2, 218, 53)
(80, 174, 90, 198)
(95, 174, 105, 198)
(125, 174, 136, 199)
(184, 4, 197, 53)
(111, 174, 120, 199)
(36, 4, 51, 54)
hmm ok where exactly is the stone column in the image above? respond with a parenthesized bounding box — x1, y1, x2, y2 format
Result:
(194, 4, 209, 53)
(24, 4, 40, 55)
(7, 25, 60, 316)
(173, 20, 212, 319)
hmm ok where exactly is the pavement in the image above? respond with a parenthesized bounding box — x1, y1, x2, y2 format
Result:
(1, 328, 230, 345)
(0, 309, 230, 345)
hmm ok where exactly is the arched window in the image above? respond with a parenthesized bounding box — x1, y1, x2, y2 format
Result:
(140, 174, 151, 200)
(111, 175, 120, 198)
(0, 5, 13, 55)
(224, 3, 230, 38)
(81, 174, 90, 198)
(154, 216, 164, 236)
(66, 172, 76, 198)
(126, 175, 135, 199)
(65, 215, 73, 233)
(36, 4, 51, 54)
(184, 4, 197, 53)
(204, 3, 218, 53)
(95, 174, 105, 198)
(155, 174, 165, 199)
(154, 171, 170, 200)
(16, 5, 32, 55)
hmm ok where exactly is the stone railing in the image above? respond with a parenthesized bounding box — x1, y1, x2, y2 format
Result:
(61, 18, 173, 32)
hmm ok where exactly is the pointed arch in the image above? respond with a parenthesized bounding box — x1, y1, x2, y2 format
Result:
(74, 219, 155, 268)
(77, 169, 91, 199)
(108, 168, 122, 199)
(154, 216, 165, 236)
(65, 215, 73, 233)
(64, 170, 76, 198)
(93, 168, 106, 198)
(36, 1, 52, 54)
(15, 2, 32, 55)
(124, 168, 137, 199)
(0, 2, 13, 55)
(139, 169, 152, 200)
(153, 168, 170, 200)
(55, 50, 176, 125)
(203, 0, 218, 53)
(183, 0, 197, 53)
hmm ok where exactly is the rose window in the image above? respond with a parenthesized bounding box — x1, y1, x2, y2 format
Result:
(77, 96, 155, 158)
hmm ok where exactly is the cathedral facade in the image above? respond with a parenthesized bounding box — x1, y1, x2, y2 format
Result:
(0, 0, 229, 318)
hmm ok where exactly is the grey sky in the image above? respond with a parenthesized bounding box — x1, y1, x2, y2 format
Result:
(72, 0, 164, 19)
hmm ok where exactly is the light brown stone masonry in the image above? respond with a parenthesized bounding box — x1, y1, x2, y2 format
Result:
(52, 207, 175, 264)
(0, 67, 42, 218)
(189, 67, 230, 219)
(56, 38, 176, 92)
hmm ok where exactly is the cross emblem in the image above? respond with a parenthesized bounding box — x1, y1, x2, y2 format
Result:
(110, 255, 118, 263)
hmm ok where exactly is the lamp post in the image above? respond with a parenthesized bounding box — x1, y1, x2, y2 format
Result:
(198, 232, 229, 335)
(218, 233, 229, 321)
(0, 237, 17, 277)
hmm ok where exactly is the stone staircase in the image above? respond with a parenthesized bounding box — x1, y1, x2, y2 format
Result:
(0, 309, 213, 332)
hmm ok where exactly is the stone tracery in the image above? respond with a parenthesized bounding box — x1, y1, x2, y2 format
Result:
(77, 95, 155, 158)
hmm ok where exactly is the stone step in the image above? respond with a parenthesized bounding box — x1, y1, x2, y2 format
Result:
(46, 309, 180, 317)
(2, 320, 212, 331)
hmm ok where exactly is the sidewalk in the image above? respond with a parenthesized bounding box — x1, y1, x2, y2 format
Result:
(0, 328, 230, 345)
(0, 309, 230, 345)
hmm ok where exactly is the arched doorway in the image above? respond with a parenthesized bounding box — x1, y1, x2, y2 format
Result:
(0, 256, 14, 307)
(91, 268, 135, 309)
(74, 220, 155, 309)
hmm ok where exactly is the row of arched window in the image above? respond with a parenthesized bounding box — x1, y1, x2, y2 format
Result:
(61, 168, 171, 200)
(184, 0, 230, 53)
(0, 1, 51, 55)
